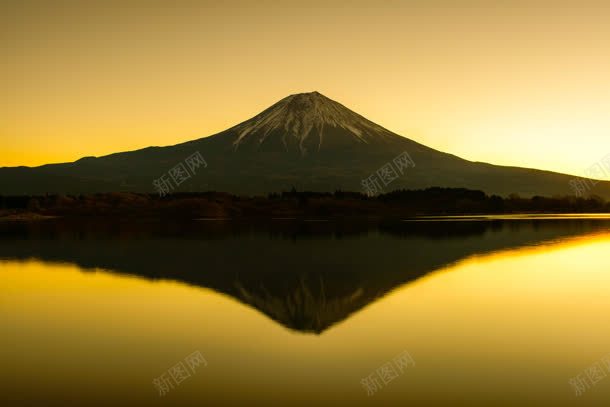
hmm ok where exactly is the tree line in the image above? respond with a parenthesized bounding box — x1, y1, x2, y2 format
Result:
(1, 187, 609, 218)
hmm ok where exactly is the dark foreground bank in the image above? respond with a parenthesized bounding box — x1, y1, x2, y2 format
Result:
(1, 187, 609, 220)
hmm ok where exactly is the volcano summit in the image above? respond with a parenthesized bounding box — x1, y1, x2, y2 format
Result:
(229, 91, 400, 155)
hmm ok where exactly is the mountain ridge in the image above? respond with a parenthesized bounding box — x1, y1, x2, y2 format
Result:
(1, 91, 609, 199)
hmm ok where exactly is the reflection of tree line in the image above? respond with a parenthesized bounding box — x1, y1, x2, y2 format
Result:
(0, 218, 608, 333)
(1, 216, 607, 241)
(1, 187, 610, 219)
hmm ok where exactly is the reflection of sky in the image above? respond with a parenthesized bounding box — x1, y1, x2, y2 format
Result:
(1, 233, 610, 405)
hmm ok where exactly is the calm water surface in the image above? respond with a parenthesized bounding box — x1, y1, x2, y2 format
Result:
(1, 216, 610, 406)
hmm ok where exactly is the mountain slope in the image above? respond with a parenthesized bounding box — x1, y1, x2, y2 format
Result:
(1, 91, 609, 198)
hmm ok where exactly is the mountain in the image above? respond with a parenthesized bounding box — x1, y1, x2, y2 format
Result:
(2, 91, 609, 198)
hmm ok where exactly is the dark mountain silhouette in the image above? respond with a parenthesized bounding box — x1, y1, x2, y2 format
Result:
(1, 92, 609, 198)
(1, 218, 608, 333)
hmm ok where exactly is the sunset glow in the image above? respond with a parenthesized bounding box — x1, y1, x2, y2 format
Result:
(2, 0, 610, 178)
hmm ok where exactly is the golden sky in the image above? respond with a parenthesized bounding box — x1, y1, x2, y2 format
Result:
(2, 0, 609, 178)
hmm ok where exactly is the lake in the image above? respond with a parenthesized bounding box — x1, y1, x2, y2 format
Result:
(1, 216, 610, 406)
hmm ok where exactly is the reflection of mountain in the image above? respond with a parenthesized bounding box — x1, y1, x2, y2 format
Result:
(1, 219, 609, 333)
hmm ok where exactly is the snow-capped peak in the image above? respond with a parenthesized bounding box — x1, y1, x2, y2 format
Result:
(230, 92, 397, 154)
